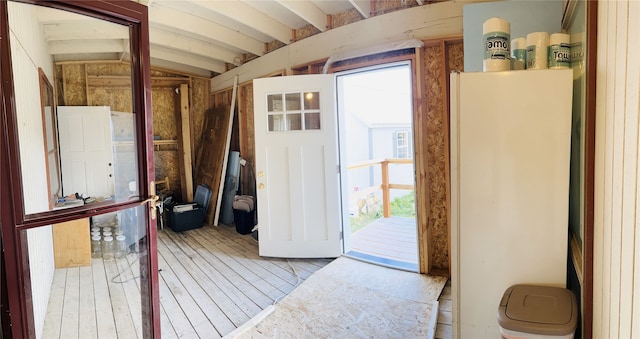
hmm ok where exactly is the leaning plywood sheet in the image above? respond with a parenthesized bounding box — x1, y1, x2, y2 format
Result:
(194, 104, 233, 225)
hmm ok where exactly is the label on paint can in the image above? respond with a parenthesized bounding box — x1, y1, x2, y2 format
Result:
(549, 43, 571, 68)
(526, 45, 539, 69)
(484, 32, 510, 60)
(512, 49, 526, 62)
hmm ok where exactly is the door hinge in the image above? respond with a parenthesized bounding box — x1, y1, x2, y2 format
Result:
(340, 231, 343, 240)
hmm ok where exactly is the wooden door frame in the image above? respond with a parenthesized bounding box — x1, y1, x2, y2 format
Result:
(0, 1, 158, 337)
(582, 1, 597, 337)
(562, 1, 597, 337)
(329, 50, 428, 273)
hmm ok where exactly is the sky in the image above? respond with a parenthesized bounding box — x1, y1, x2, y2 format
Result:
(340, 65, 412, 126)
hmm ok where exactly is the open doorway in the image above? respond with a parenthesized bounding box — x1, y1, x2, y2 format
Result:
(337, 63, 418, 272)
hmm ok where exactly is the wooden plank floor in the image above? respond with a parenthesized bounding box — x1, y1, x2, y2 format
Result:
(42, 224, 332, 338)
(436, 280, 452, 339)
(349, 216, 418, 268)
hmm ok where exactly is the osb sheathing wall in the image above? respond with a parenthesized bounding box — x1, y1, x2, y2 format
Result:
(421, 40, 463, 272)
(372, 0, 423, 16)
(213, 40, 464, 274)
(56, 62, 210, 200)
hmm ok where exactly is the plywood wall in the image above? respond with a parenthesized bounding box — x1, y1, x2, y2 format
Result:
(60, 64, 87, 106)
(56, 62, 209, 201)
(423, 44, 449, 271)
(331, 9, 364, 28)
(372, 0, 421, 16)
(238, 83, 256, 196)
(191, 78, 210, 156)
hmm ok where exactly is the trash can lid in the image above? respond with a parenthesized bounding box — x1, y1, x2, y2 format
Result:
(497, 284, 578, 336)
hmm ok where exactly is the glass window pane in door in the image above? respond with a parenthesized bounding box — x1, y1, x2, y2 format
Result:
(268, 114, 284, 132)
(7, 3, 154, 338)
(304, 113, 321, 130)
(304, 92, 320, 109)
(28, 204, 149, 338)
(267, 94, 283, 112)
(285, 93, 301, 110)
(287, 114, 302, 131)
(10, 2, 138, 216)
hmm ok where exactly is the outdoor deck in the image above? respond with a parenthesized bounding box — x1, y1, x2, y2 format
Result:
(348, 216, 419, 271)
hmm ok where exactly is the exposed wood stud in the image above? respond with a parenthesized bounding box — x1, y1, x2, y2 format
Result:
(414, 46, 429, 274)
(179, 84, 194, 201)
(440, 40, 451, 276)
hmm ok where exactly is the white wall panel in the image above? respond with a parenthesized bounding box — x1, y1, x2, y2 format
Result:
(594, 1, 640, 337)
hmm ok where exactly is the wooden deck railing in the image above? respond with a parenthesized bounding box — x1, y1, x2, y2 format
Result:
(347, 158, 414, 218)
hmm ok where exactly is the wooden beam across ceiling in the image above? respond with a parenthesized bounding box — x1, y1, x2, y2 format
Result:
(276, 0, 328, 32)
(150, 29, 242, 65)
(349, 0, 371, 18)
(48, 39, 128, 55)
(43, 21, 128, 40)
(189, 0, 293, 45)
(151, 46, 226, 74)
(149, 5, 265, 56)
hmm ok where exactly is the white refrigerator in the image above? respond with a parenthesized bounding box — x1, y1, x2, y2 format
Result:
(450, 69, 573, 338)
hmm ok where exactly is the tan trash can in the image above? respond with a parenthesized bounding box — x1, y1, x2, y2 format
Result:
(497, 284, 578, 339)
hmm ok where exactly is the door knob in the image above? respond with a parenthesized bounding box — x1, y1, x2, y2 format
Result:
(258, 183, 264, 190)
(141, 181, 159, 220)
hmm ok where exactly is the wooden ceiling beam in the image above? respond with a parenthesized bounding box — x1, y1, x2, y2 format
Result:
(189, 0, 292, 45)
(276, 0, 328, 32)
(151, 46, 226, 74)
(150, 5, 265, 56)
(150, 29, 241, 65)
(349, 0, 371, 18)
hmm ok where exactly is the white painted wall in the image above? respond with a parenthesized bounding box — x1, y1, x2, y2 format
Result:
(210, 0, 486, 91)
(594, 1, 640, 337)
(8, 2, 55, 338)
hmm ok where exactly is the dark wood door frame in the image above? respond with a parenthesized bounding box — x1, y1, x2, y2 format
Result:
(562, 1, 597, 337)
(583, 1, 597, 338)
(0, 1, 158, 337)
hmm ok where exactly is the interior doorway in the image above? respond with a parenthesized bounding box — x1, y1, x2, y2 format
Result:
(336, 62, 418, 272)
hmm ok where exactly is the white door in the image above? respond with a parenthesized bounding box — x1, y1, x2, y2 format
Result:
(253, 75, 342, 258)
(58, 106, 114, 198)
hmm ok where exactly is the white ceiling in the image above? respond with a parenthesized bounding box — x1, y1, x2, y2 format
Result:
(35, 0, 392, 78)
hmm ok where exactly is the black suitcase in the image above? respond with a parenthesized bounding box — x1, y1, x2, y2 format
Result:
(167, 184, 212, 232)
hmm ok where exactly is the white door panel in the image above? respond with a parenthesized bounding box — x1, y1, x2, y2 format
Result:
(58, 106, 114, 198)
(254, 75, 341, 258)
